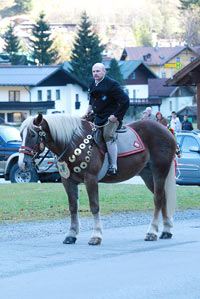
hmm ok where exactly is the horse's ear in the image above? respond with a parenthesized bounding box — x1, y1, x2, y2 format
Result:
(33, 113, 43, 126)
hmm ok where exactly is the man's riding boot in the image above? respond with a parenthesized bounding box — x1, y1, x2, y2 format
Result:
(106, 140, 118, 176)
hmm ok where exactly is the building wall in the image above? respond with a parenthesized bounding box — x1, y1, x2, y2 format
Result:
(0, 86, 30, 102)
(160, 96, 193, 118)
(31, 84, 88, 116)
(150, 49, 198, 78)
(0, 84, 88, 123)
(124, 84, 148, 99)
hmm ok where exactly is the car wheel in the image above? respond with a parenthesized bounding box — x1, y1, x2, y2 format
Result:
(10, 164, 39, 183)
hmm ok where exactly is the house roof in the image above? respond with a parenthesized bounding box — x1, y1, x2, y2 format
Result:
(63, 60, 157, 82)
(166, 57, 200, 86)
(0, 65, 87, 89)
(178, 105, 197, 116)
(148, 78, 178, 97)
(120, 46, 199, 66)
(103, 60, 157, 79)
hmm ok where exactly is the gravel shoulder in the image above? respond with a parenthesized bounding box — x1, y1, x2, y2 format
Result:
(1, 209, 200, 242)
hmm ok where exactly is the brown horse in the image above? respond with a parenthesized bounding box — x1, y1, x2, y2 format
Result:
(18, 113, 177, 245)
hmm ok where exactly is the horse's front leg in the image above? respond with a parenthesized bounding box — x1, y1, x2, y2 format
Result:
(62, 178, 79, 244)
(85, 176, 103, 245)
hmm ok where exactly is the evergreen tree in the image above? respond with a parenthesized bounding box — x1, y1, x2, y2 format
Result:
(179, 0, 200, 9)
(30, 12, 58, 65)
(70, 11, 105, 84)
(107, 59, 124, 86)
(15, 0, 33, 13)
(4, 24, 23, 65)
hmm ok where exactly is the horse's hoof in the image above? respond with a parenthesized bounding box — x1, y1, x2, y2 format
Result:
(160, 232, 173, 239)
(144, 233, 157, 241)
(88, 237, 102, 245)
(63, 236, 77, 244)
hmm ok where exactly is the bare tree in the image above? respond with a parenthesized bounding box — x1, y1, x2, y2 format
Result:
(181, 8, 200, 45)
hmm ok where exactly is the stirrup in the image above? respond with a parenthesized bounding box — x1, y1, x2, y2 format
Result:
(106, 166, 118, 176)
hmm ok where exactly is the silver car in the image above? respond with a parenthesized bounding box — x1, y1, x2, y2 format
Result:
(176, 131, 200, 186)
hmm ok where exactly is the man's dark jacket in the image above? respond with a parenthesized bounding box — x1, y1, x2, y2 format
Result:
(182, 120, 193, 131)
(88, 76, 129, 125)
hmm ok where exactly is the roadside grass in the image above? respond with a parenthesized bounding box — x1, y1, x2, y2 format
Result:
(0, 183, 199, 222)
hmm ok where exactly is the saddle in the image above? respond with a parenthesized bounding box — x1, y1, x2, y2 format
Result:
(94, 125, 145, 157)
(95, 125, 145, 181)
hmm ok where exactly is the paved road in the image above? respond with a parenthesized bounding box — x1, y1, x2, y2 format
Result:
(0, 216, 200, 299)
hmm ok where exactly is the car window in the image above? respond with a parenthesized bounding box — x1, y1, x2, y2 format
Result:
(176, 135, 182, 146)
(181, 136, 199, 152)
(0, 127, 21, 142)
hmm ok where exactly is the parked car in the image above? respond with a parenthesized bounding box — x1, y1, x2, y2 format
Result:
(0, 125, 60, 183)
(176, 130, 200, 186)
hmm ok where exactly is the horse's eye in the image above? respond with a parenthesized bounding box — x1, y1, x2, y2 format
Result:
(29, 131, 36, 138)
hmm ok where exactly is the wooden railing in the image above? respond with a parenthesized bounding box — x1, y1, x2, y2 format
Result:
(129, 98, 162, 105)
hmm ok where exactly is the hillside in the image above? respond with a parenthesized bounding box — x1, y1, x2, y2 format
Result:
(0, 0, 190, 61)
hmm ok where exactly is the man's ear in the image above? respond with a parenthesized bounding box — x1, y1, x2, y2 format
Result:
(33, 113, 43, 126)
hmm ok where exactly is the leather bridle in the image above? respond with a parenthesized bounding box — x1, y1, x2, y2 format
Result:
(19, 125, 46, 159)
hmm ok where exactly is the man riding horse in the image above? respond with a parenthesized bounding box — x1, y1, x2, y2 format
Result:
(84, 63, 130, 176)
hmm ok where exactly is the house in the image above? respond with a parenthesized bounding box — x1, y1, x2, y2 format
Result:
(177, 106, 197, 122)
(166, 56, 200, 129)
(0, 65, 88, 124)
(120, 45, 200, 79)
(148, 78, 195, 118)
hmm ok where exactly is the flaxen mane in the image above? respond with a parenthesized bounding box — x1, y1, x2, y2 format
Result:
(20, 114, 83, 147)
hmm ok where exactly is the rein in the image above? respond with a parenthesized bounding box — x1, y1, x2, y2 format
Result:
(93, 121, 109, 128)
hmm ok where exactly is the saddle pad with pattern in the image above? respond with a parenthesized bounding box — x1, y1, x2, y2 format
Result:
(116, 126, 145, 157)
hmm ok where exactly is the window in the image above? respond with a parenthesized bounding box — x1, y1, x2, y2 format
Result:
(132, 72, 136, 80)
(125, 89, 129, 95)
(9, 91, 20, 102)
(176, 135, 182, 146)
(7, 113, 13, 122)
(176, 57, 181, 63)
(162, 72, 166, 78)
(56, 89, 60, 100)
(47, 90, 52, 100)
(182, 136, 199, 152)
(0, 113, 5, 124)
(7, 112, 22, 123)
(37, 90, 42, 101)
(190, 57, 195, 63)
(169, 101, 172, 111)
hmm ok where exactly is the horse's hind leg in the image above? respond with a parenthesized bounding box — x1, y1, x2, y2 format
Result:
(144, 162, 176, 241)
(138, 164, 160, 241)
(62, 178, 79, 244)
(160, 161, 176, 239)
(85, 176, 103, 245)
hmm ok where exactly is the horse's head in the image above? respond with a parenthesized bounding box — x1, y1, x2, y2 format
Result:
(18, 113, 47, 171)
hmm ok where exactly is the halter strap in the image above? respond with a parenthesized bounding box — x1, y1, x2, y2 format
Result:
(19, 145, 38, 156)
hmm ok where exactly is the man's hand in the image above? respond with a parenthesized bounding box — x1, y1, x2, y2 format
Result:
(108, 115, 118, 122)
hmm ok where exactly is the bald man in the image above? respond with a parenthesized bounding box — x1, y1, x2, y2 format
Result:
(85, 63, 129, 176)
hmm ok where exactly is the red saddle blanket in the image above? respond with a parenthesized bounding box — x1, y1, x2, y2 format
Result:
(117, 126, 145, 157)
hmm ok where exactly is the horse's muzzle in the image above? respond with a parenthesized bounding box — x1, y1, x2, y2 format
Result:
(18, 154, 32, 172)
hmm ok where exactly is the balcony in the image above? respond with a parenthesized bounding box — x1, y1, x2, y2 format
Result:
(0, 101, 55, 110)
(130, 98, 162, 106)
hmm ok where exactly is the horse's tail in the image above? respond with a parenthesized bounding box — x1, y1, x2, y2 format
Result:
(165, 160, 176, 218)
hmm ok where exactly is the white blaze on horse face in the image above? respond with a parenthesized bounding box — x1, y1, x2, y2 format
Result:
(18, 127, 27, 171)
